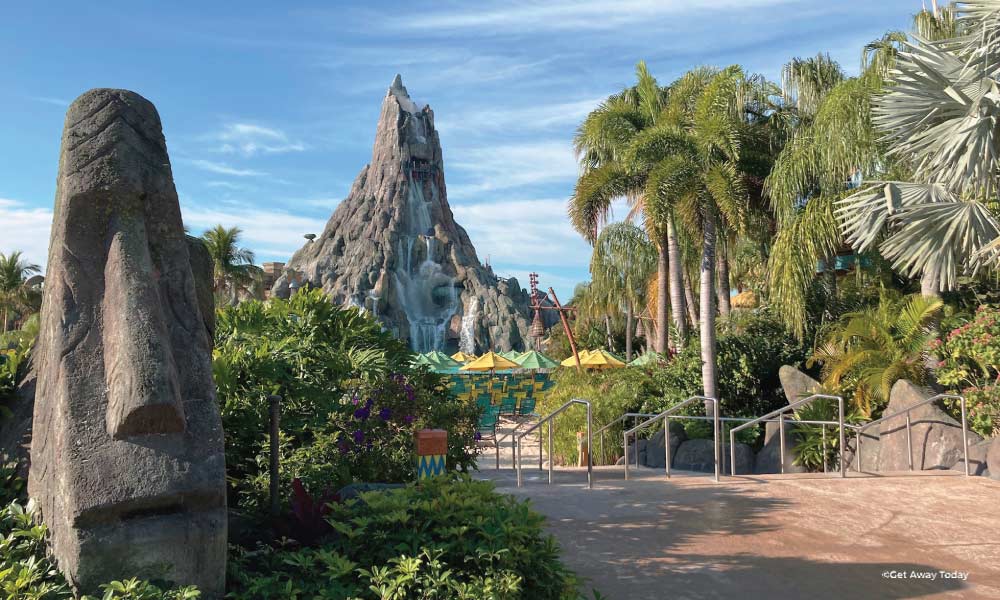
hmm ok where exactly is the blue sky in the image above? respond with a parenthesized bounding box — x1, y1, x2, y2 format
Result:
(1, 0, 918, 299)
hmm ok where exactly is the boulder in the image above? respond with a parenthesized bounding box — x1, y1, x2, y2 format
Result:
(877, 380, 983, 472)
(28, 89, 226, 596)
(0, 362, 35, 479)
(846, 431, 881, 473)
(673, 439, 752, 475)
(754, 420, 808, 474)
(778, 366, 823, 405)
(988, 437, 1000, 481)
(643, 421, 686, 469)
(951, 438, 992, 476)
(623, 438, 648, 466)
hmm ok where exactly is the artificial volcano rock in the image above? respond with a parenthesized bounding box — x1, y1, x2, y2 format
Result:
(273, 76, 530, 352)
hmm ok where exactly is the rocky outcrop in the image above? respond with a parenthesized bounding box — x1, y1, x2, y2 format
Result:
(754, 421, 807, 474)
(876, 380, 983, 472)
(643, 422, 686, 469)
(673, 439, 753, 474)
(273, 76, 530, 352)
(778, 366, 822, 405)
(951, 438, 991, 476)
(28, 89, 226, 596)
(988, 437, 1000, 481)
(0, 361, 35, 479)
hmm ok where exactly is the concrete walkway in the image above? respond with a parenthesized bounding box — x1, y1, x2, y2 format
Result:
(477, 464, 1000, 599)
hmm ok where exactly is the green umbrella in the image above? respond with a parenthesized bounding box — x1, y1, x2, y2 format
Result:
(499, 350, 522, 361)
(514, 350, 558, 370)
(629, 351, 663, 367)
(425, 350, 460, 368)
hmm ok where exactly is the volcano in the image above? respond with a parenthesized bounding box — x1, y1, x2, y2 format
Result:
(272, 75, 531, 353)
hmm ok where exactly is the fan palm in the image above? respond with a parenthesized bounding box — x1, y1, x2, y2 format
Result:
(200, 226, 262, 305)
(809, 293, 943, 416)
(590, 222, 657, 361)
(0, 251, 41, 334)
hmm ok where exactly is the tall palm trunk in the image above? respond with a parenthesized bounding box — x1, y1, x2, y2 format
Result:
(684, 270, 699, 328)
(604, 315, 613, 351)
(700, 214, 719, 400)
(667, 216, 687, 349)
(656, 232, 669, 353)
(716, 236, 731, 318)
(625, 300, 634, 362)
(1, 307, 7, 334)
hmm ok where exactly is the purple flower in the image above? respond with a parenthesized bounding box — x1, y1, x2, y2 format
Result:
(354, 406, 371, 420)
(379, 407, 392, 421)
(404, 384, 416, 402)
(353, 429, 365, 444)
(403, 414, 415, 425)
(365, 399, 374, 409)
(351, 392, 360, 405)
(474, 431, 482, 441)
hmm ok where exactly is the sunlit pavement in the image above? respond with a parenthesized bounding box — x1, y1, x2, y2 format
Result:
(476, 461, 1000, 600)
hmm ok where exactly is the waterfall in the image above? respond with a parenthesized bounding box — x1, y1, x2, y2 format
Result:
(392, 172, 461, 352)
(460, 297, 478, 354)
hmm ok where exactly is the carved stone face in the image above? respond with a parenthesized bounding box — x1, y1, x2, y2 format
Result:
(28, 89, 226, 595)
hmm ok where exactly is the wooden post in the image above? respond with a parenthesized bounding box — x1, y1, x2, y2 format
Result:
(268, 394, 281, 517)
(416, 429, 448, 479)
(549, 287, 581, 372)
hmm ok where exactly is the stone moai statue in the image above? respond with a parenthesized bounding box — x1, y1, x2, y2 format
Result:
(28, 89, 227, 595)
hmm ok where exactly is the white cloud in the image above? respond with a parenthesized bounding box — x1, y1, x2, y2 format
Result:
(180, 203, 326, 260)
(387, 0, 798, 32)
(188, 159, 267, 177)
(438, 97, 604, 135)
(447, 141, 578, 199)
(0, 198, 53, 270)
(210, 123, 306, 156)
(30, 96, 70, 107)
(452, 198, 590, 269)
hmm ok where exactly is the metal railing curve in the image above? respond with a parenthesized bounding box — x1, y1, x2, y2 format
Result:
(623, 396, 719, 482)
(728, 394, 845, 477)
(855, 394, 970, 476)
(515, 398, 592, 489)
(594, 412, 656, 467)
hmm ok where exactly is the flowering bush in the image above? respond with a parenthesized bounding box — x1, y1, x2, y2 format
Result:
(213, 290, 478, 517)
(932, 304, 1000, 437)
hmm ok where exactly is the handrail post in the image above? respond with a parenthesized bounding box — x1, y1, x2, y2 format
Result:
(905, 413, 913, 471)
(548, 420, 554, 483)
(960, 397, 970, 477)
(516, 437, 523, 487)
(665, 418, 672, 478)
(586, 401, 593, 489)
(778, 413, 786, 475)
(857, 431, 862, 473)
(713, 399, 720, 483)
(838, 396, 846, 478)
(730, 428, 737, 476)
(623, 431, 630, 480)
(539, 422, 544, 471)
(822, 425, 827, 474)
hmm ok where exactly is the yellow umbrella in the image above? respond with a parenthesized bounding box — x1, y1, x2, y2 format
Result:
(451, 351, 477, 363)
(560, 349, 593, 367)
(459, 351, 520, 371)
(581, 349, 627, 369)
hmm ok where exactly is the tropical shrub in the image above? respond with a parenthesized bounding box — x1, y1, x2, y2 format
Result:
(932, 305, 1000, 437)
(213, 290, 478, 516)
(810, 292, 942, 417)
(227, 476, 583, 600)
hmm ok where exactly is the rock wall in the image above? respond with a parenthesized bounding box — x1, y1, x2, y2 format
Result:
(272, 76, 530, 353)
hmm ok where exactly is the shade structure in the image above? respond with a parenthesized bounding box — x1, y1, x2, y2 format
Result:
(514, 350, 558, 370)
(731, 289, 758, 309)
(451, 351, 476, 363)
(499, 350, 522, 361)
(628, 351, 663, 367)
(425, 350, 461, 368)
(559, 349, 593, 367)
(459, 351, 520, 371)
(578, 348, 627, 369)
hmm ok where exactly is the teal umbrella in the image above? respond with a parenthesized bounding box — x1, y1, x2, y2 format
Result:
(514, 350, 558, 370)
(628, 351, 663, 367)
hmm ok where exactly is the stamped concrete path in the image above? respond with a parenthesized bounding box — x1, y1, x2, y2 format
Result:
(477, 460, 1000, 600)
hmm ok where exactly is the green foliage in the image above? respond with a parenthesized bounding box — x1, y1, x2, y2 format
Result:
(932, 305, 1000, 437)
(791, 397, 865, 471)
(227, 476, 583, 600)
(214, 290, 478, 516)
(810, 292, 942, 417)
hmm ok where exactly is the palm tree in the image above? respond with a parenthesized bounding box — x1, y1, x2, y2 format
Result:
(809, 293, 942, 416)
(590, 222, 657, 361)
(836, 4, 1000, 296)
(570, 62, 687, 354)
(0, 251, 41, 334)
(200, 226, 261, 305)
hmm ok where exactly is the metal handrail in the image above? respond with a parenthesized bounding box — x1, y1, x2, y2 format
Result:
(594, 413, 657, 465)
(516, 398, 592, 489)
(729, 394, 845, 477)
(623, 396, 719, 482)
(855, 394, 969, 476)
